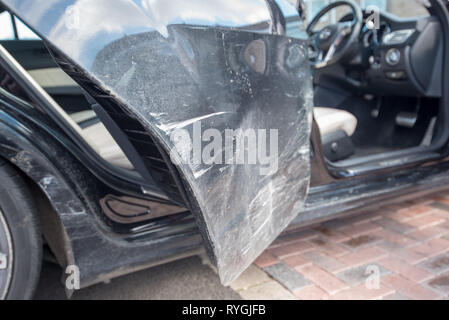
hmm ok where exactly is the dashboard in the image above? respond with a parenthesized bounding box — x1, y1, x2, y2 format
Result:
(314, 11, 444, 98)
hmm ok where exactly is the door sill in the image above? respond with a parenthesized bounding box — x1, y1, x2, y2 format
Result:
(327, 146, 443, 178)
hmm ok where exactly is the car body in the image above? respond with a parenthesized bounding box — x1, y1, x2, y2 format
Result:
(0, 0, 448, 298)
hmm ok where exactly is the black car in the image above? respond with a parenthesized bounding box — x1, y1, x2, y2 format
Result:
(0, 0, 448, 299)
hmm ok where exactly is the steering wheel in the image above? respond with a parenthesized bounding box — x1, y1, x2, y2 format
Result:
(307, 0, 363, 68)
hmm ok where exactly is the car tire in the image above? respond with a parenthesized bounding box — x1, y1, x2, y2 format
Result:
(0, 159, 42, 300)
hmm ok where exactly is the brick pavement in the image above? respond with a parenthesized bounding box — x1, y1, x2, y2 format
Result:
(249, 193, 449, 300)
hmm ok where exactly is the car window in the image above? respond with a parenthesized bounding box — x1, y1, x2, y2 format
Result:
(0, 12, 40, 40)
(14, 17, 40, 40)
(303, 0, 429, 24)
(0, 12, 14, 40)
(0, 13, 137, 171)
(381, 0, 429, 18)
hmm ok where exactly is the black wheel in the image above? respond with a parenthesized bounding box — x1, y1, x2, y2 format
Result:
(0, 159, 42, 300)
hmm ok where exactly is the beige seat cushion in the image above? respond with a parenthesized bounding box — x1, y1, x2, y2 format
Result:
(314, 107, 358, 137)
(28, 67, 78, 90)
(69, 110, 97, 124)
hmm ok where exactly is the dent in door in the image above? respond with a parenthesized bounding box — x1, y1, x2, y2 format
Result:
(2, 0, 314, 284)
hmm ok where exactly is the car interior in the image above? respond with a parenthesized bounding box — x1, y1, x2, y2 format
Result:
(301, 0, 444, 168)
(0, 0, 446, 179)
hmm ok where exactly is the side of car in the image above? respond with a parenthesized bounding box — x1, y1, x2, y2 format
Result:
(0, 0, 449, 298)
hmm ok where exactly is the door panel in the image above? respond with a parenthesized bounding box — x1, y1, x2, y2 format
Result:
(3, 0, 314, 284)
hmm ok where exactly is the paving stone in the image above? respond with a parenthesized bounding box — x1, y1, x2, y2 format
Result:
(238, 280, 297, 300)
(406, 214, 445, 230)
(294, 285, 329, 300)
(263, 263, 309, 292)
(385, 209, 415, 222)
(407, 204, 437, 215)
(337, 211, 381, 226)
(427, 203, 449, 219)
(378, 256, 433, 283)
(382, 292, 412, 300)
(374, 217, 416, 234)
(393, 204, 434, 221)
(270, 241, 315, 259)
(418, 252, 449, 274)
(427, 273, 449, 294)
(313, 226, 350, 243)
(408, 226, 448, 242)
(253, 252, 278, 268)
(337, 247, 388, 267)
(298, 265, 349, 295)
(391, 247, 427, 265)
(376, 239, 403, 251)
(440, 220, 449, 229)
(330, 283, 394, 300)
(282, 255, 312, 270)
(230, 265, 271, 291)
(374, 241, 426, 264)
(384, 204, 406, 211)
(339, 222, 382, 238)
(336, 263, 390, 286)
(343, 234, 380, 249)
(411, 238, 449, 258)
(374, 229, 416, 247)
(433, 209, 449, 219)
(382, 274, 441, 300)
(302, 251, 347, 273)
(309, 237, 349, 257)
(430, 201, 449, 212)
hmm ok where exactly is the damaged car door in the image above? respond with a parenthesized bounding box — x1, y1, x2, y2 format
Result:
(2, 0, 314, 284)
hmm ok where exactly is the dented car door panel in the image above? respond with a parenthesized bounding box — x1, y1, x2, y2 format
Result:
(3, 0, 313, 284)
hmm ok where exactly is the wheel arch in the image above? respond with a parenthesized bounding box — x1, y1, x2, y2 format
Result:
(0, 110, 204, 290)
(0, 113, 86, 272)
(9, 165, 72, 269)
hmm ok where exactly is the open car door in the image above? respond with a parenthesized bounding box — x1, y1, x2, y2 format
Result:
(2, 0, 314, 284)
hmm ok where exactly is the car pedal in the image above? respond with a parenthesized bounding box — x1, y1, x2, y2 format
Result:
(396, 98, 421, 128)
(396, 112, 418, 128)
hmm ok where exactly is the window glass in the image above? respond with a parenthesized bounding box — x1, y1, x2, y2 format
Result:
(306, 0, 331, 22)
(381, 0, 429, 18)
(303, 0, 429, 24)
(362, 0, 387, 11)
(0, 12, 14, 40)
(306, 1, 353, 31)
(0, 12, 136, 171)
(14, 17, 40, 40)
